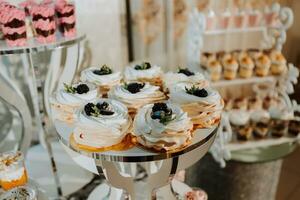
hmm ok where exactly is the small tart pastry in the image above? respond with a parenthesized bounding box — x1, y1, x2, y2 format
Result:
(80, 64, 122, 96)
(50, 82, 99, 122)
(124, 62, 163, 87)
(223, 57, 239, 80)
(229, 109, 252, 141)
(233, 97, 248, 110)
(250, 110, 270, 138)
(73, 99, 132, 150)
(248, 96, 263, 110)
(133, 102, 193, 152)
(288, 119, 300, 136)
(255, 55, 271, 77)
(163, 68, 206, 92)
(169, 82, 223, 129)
(200, 52, 216, 68)
(207, 60, 222, 81)
(270, 50, 287, 75)
(108, 82, 166, 116)
(239, 56, 254, 78)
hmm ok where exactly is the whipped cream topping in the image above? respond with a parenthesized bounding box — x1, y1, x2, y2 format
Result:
(229, 109, 250, 126)
(80, 67, 122, 86)
(0, 167, 25, 181)
(133, 103, 193, 150)
(74, 99, 131, 148)
(163, 72, 207, 90)
(52, 82, 98, 106)
(124, 64, 162, 81)
(108, 83, 165, 109)
(250, 109, 270, 122)
(169, 82, 222, 106)
(269, 106, 294, 120)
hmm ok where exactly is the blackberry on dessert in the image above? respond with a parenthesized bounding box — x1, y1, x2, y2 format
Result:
(134, 62, 151, 70)
(93, 64, 113, 75)
(64, 83, 89, 94)
(185, 85, 208, 97)
(124, 82, 145, 94)
(84, 102, 114, 116)
(178, 68, 195, 76)
(151, 103, 174, 125)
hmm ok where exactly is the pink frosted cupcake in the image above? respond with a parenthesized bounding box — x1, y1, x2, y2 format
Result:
(0, 4, 27, 47)
(30, 3, 56, 43)
(55, 0, 76, 37)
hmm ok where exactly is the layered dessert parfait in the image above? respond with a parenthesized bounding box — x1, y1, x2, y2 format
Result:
(229, 109, 252, 141)
(223, 57, 238, 80)
(133, 102, 193, 152)
(250, 110, 270, 138)
(30, 2, 56, 43)
(108, 82, 165, 116)
(163, 68, 206, 92)
(269, 107, 293, 137)
(270, 50, 287, 75)
(50, 82, 99, 122)
(55, 0, 76, 37)
(73, 99, 132, 151)
(288, 119, 300, 136)
(0, 4, 27, 47)
(0, 152, 28, 191)
(169, 82, 223, 129)
(80, 64, 122, 96)
(124, 62, 163, 87)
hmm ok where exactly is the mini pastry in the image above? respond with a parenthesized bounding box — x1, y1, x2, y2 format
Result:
(247, 10, 261, 27)
(233, 97, 248, 110)
(108, 82, 166, 116)
(0, 152, 28, 191)
(124, 62, 163, 87)
(223, 57, 239, 80)
(239, 56, 254, 78)
(250, 110, 270, 138)
(288, 119, 300, 136)
(218, 12, 230, 29)
(248, 96, 262, 110)
(73, 99, 132, 150)
(0, 5, 27, 46)
(163, 68, 206, 92)
(30, 3, 56, 43)
(229, 110, 252, 141)
(169, 82, 223, 129)
(269, 107, 293, 137)
(133, 102, 193, 152)
(271, 119, 289, 137)
(200, 52, 216, 68)
(50, 82, 99, 122)
(80, 64, 122, 96)
(255, 55, 271, 77)
(270, 50, 287, 75)
(55, 0, 76, 37)
(206, 60, 222, 81)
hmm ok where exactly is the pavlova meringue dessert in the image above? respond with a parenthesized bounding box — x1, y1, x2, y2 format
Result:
(133, 102, 193, 152)
(108, 82, 166, 116)
(169, 82, 223, 129)
(50, 82, 99, 122)
(80, 64, 122, 96)
(73, 99, 132, 150)
(124, 62, 163, 87)
(163, 68, 206, 92)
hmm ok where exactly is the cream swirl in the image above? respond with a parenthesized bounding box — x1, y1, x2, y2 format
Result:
(163, 71, 207, 90)
(80, 67, 122, 86)
(133, 103, 193, 150)
(108, 82, 165, 109)
(74, 99, 131, 148)
(169, 82, 222, 106)
(124, 64, 162, 81)
(250, 109, 270, 122)
(52, 82, 98, 106)
(229, 109, 250, 126)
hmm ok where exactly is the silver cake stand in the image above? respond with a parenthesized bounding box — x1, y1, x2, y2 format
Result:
(54, 120, 219, 200)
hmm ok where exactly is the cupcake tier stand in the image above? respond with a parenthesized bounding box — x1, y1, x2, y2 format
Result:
(54, 119, 219, 200)
(0, 34, 91, 198)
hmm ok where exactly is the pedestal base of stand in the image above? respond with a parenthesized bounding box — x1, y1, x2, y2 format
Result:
(186, 154, 283, 200)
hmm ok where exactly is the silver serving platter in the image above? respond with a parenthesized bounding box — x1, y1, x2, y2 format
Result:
(0, 34, 86, 55)
(54, 120, 218, 163)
